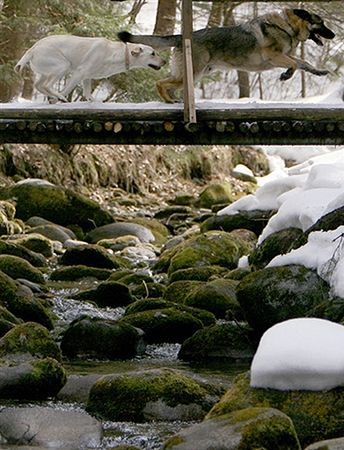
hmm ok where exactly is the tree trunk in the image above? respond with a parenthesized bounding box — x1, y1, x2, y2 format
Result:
(153, 0, 177, 35)
(207, 2, 223, 28)
(237, 71, 250, 98)
(223, 2, 250, 98)
(0, 0, 38, 102)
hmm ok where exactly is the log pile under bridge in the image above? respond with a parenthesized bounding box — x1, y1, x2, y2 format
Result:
(0, 104, 343, 145)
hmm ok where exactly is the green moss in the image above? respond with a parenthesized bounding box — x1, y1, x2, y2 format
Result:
(167, 231, 249, 274)
(0, 321, 61, 361)
(162, 435, 186, 449)
(178, 322, 254, 362)
(131, 217, 170, 246)
(197, 182, 235, 208)
(238, 409, 301, 450)
(87, 368, 209, 422)
(0, 255, 45, 283)
(248, 228, 304, 269)
(169, 265, 229, 283)
(11, 234, 53, 257)
(163, 280, 204, 304)
(0, 239, 46, 267)
(184, 278, 241, 319)
(207, 372, 344, 447)
(0, 183, 114, 231)
(121, 307, 203, 343)
(0, 269, 21, 305)
(17, 357, 66, 399)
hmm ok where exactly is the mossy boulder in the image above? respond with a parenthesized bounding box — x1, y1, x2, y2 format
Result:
(97, 235, 142, 251)
(60, 316, 145, 360)
(72, 281, 134, 308)
(9, 233, 54, 257)
(0, 322, 61, 361)
(236, 265, 331, 340)
(109, 272, 164, 300)
(168, 192, 196, 206)
(207, 371, 344, 447)
(302, 205, 344, 243)
(0, 255, 45, 284)
(154, 205, 194, 220)
(110, 271, 154, 287)
(201, 210, 275, 236)
(0, 182, 114, 231)
(27, 224, 73, 243)
(304, 437, 344, 449)
(121, 307, 203, 344)
(0, 306, 21, 337)
(248, 227, 304, 269)
(196, 182, 235, 209)
(131, 216, 170, 246)
(183, 278, 241, 319)
(87, 368, 218, 422)
(0, 270, 52, 329)
(0, 357, 66, 400)
(167, 231, 254, 275)
(86, 222, 155, 244)
(125, 298, 174, 316)
(49, 264, 112, 281)
(130, 281, 166, 299)
(163, 280, 205, 304)
(0, 239, 46, 267)
(124, 298, 216, 327)
(4, 291, 54, 330)
(60, 244, 123, 269)
(0, 201, 23, 236)
(178, 322, 255, 363)
(169, 265, 229, 283)
(162, 407, 301, 450)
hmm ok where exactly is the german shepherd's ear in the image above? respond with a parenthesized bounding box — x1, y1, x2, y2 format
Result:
(293, 9, 313, 22)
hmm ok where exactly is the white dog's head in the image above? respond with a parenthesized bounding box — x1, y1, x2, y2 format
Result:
(129, 44, 166, 70)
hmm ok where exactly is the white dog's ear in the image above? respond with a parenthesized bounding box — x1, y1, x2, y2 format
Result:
(131, 46, 143, 57)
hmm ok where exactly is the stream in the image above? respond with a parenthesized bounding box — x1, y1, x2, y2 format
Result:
(0, 283, 249, 449)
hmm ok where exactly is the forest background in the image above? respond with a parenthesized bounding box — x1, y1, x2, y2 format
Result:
(1, 0, 343, 104)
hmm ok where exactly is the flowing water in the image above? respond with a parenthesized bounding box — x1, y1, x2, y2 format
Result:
(1, 283, 249, 449)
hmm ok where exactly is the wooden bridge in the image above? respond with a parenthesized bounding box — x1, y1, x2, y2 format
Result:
(1, 0, 343, 146)
(0, 102, 343, 145)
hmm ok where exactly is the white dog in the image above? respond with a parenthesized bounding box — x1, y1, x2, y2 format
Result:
(15, 35, 166, 102)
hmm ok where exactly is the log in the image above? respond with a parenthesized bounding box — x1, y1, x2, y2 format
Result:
(1, 106, 343, 122)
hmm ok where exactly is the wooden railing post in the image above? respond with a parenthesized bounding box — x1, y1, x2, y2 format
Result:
(182, 0, 197, 124)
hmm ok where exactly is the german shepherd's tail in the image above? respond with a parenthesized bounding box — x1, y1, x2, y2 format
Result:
(117, 31, 182, 50)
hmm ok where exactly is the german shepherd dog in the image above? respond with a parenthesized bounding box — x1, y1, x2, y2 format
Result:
(118, 8, 335, 103)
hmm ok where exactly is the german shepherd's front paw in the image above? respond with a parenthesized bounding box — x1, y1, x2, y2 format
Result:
(280, 68, 294, 81)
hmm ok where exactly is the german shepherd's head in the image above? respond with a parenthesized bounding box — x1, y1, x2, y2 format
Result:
(293, 9, 335, 46)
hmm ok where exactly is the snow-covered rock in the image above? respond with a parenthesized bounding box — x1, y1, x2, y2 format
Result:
(250, 318, 344, 391)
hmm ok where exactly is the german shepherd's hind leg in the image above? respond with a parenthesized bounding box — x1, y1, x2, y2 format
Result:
(156, 77, 183, 103)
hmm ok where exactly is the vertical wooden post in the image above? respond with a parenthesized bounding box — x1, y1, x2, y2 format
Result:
(182, 0, 197, 123)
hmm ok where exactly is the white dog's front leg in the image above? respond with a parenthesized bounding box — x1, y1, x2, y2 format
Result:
(82, 79, 95, 101)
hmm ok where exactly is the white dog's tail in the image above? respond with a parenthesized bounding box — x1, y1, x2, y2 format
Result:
(14, 47, 34, 73)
